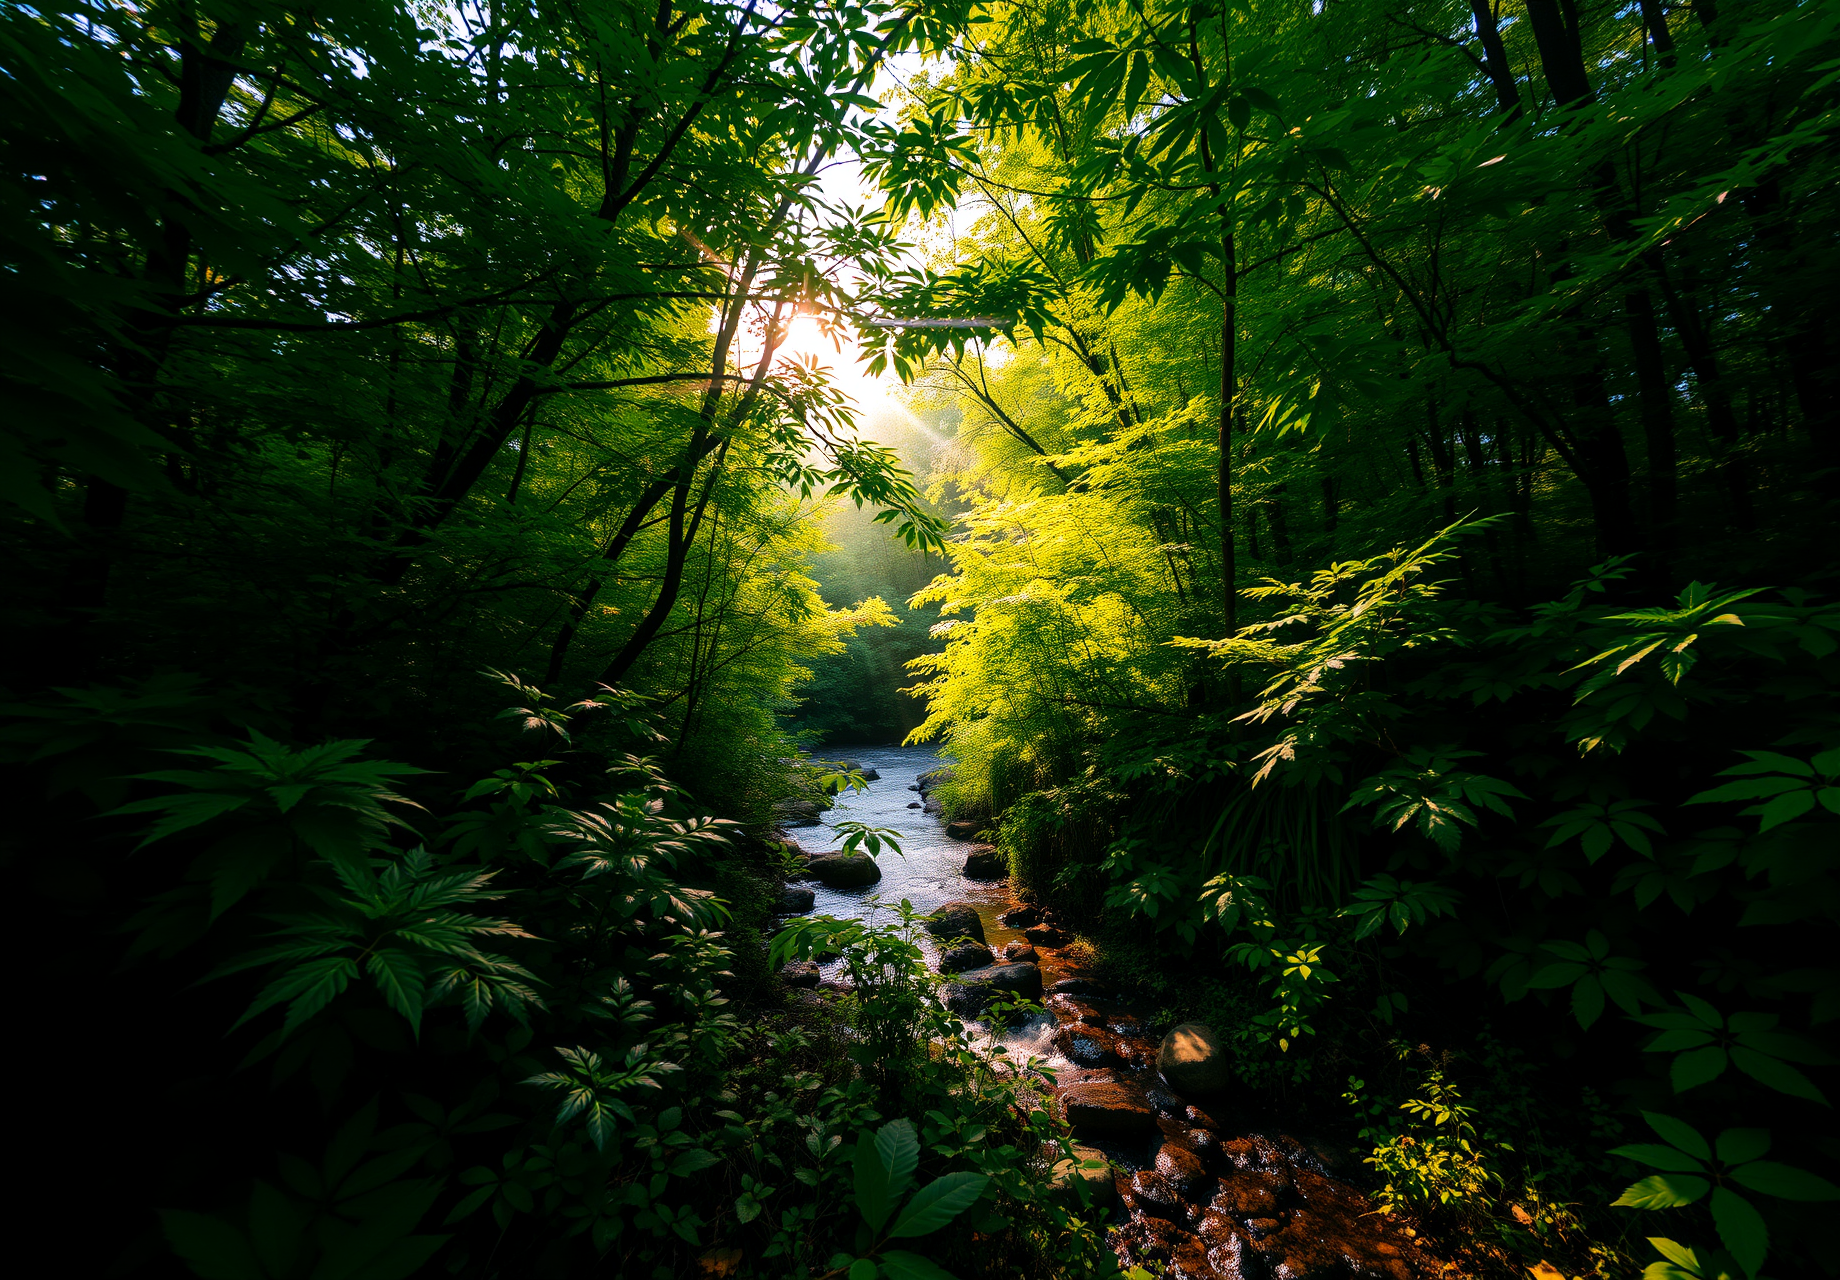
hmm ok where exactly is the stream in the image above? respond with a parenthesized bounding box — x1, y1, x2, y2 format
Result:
(784, 747, 1445, 1280)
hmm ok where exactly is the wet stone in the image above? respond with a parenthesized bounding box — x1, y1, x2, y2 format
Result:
(1025, 922, 1072, 947)
(963, 845, 1007, 879)
(781, 960, 820, 988)
(1167, 1234, 1217, 1280)
(998, 904, 1041, 927)
(945, 819, 980, 840)
(1245, 1217, 1283, 1240)
(1001, 941, 1038, 962)
(1061, 1081, 1157, 1135)
(1047, 977, 1111, 998)
(938, 942, 996, 974)
(1158, 1116, 1223, 1167)
(1153, 1140, 1210, 1198)
(1055, 1024, 1126, 1068)
(806, 853, 881, 887)
(1125, 1170, 1189, 1222)
(777, 884, 815, 914)
(1211, 1173, 1283, 1220)
(923, 901, 986, 945)
(1208, 1230, 1266, 1280)
(1046, 994, 1106, 1025)
(1110, 1217, 1195, 1271)
(906, 801, 922, 809)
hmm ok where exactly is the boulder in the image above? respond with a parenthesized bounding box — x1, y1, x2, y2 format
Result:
(1158, 1022, 1231, 1097)
(1025, 922, 1071, 947)
(917, 768, 954, 791)
(859, 768, 880, 781)
(998, 904, 1041, 928)
(942, 961, 1042, 1016)
(782, 960, 820, 989)
(907, 784, 920, 792)
(962, 846, 1006, 879)
(1054, 1024, 1126, 1068)
(1046, 994, 1105, 1025)
(922, 797, 943, 814)
(777, 884, 815, 914)
(923, 901, 986, 945)
(907, 802, 922, 809)
(1050, 1146, 1115, 1206)
(1125, 1169, 1188, 1221)
(1060, 1081, 1157, 1135)
(1047, 977, 1110, 999)
(1209, 1173, 1281, 1220)
(1001, 941, 1038, 963)
(806, 853, 881, 887)
(938, 942, 996, 974)
(945, 819, 981, 840)
(1152, 1140, 1211, 1198)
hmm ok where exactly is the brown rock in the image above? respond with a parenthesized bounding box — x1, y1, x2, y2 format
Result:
(1047, 994, 1105, 1024)
(1206, 1228, 1262, 1279)
(1158, 1115, 1223, 1167)
(1001, 940, 1038, 962)
(1025, 921, 1072, 947)
(1211, 1173, 1283, 1220)
(1153, 1140, 1210, 1198)
(1126, 1170, 1189, 1221)
(1061, 1081, 1157, 1135)
(1245, 1217, 1283, 1240)
(1159, 1022, 1231, 1096)
(781, 960, 820, 988)
(999, 904, 1041, 927)
(1109, 1218, 1195, 1271)
(1167, 1233, 1217, 1280)
(1185, 1103, 1229, 1132)
(1054, 1023, 1126, 1068)
(945, 819, 980, 840)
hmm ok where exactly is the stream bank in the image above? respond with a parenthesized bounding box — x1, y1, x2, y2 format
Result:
(776, 748, 1450, 1280)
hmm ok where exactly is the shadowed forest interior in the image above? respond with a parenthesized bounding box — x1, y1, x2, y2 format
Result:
(4, 0, 1839, 1278)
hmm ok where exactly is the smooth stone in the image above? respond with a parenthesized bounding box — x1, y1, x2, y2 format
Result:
(907, 784, 920, 791)
(945, 819, 980, 840)
(939, 942, 996, 974)
(1054, 1024, 1126, 1068)
(1050, 1145, 1115, 1206)
(776, 884, 815, 913)
(1153, 1140, 1211, 1198)
(1046, 994, 1105, 1025)
(1159, 1022, 1231, 1096)
(923, 901, 986, 945)
(998, 904, 1040, 927)
(1001, 940, 1038, 962)
(1025, 922, 1071, 947)
(806, 853, 881, 887)
(781, 960, 820, 988)
(1126, 1169, 1189, 1221)
(943, 962, 1043, 1017)
(906, 802, 922, 809)
(858, 768, 879, 781)
(1060, 1081, 1157, 1135)
(962, 846, 1006, 879)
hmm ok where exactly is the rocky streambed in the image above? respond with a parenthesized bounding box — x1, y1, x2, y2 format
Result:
(774, 746, 1446, 1280)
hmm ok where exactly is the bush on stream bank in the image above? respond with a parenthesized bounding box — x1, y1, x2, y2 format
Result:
(5, 671, 1108, 1279)
(930, 538, 1840, 1280)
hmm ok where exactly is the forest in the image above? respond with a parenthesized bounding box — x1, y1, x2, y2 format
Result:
(3, 0, 1838, 1278)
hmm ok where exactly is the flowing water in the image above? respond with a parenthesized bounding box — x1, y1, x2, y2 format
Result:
(785, 745, 1442, 1280)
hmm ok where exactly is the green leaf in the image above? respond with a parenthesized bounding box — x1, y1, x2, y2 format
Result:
(1714, 1129, 1770, 1165)
(1730, 1046, 1829, 1104)
(880, 1250, 960, 1280)
(875, 1119, 920, 1204)
(887, 1172, 989, 1238)
(670, 1149, 722, 1178)
(161, 1210, 262, 1280)
(1644, 1112, 1712, 1161)
(1728, 1160, 1840, 1201)
(1614, 1174, 1711, 1208)
(1672, 1046, 1728, 1092)
(1708, 1186, 1767, 1278)
(1611, 1144, 1707, 1173)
